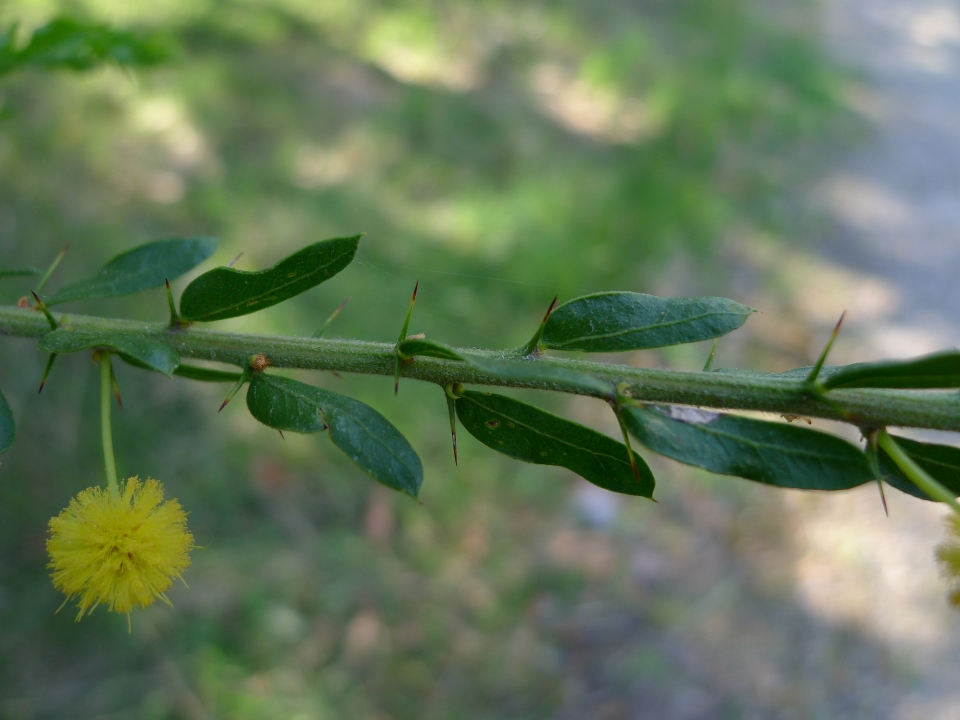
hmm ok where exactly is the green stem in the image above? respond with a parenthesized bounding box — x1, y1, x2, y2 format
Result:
(100, 351, 119, 497)
(877, 430, 960, 511)
(4, 304, 960, 431)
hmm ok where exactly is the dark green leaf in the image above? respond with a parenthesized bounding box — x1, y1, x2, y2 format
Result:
(456, 391, 655, 497)
(0, 388, 13, 455)
(180, 235, 360, 322)
(0, 268, 41, 278)
(542, 292, 754, 352)
(821, 352, 960, 389)
(0, 18, 172, 77)
(246, 373, 422, 497)
(173, 365, 243, 383)
(37, 330, 180, 377)
(47, 237, 217, 305)
(878, 435, 960, 501)
(395, 338, 612, 397)
(622, 405, 874, 490)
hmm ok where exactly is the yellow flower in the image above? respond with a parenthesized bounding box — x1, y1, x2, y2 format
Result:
(936, 513, 960, 607)
(47, 477, 193, 620)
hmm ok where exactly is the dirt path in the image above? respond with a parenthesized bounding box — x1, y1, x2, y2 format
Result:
(797, 2, 960, 717)
(820, 1, 960, 344)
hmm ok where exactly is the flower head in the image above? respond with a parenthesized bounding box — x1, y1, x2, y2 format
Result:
(937, 513, 960, 607)
(47, 477, 193, 619)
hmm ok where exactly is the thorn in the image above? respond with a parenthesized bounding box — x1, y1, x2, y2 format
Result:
(543, 295, 559, 323)
(112, 375, 124, 410)
(278, 430, 285, 440)
(34, 242, 70, 294)
(521, 295, 559, 356)
(312, 297, 350, 338)
(615, 408, 642, 483)
(806, 311, 846, 385)
(38, 353, 57, 393)
(446, 393, 458, 466)
(703, 338, 718, 372)
(227, 252, 243, 268)
(165, 278, 180, 326)
(329, 370, 343, 379)
(877, 477, 889, 517)
(220, 367, 251, 411)
(31, 291, 58, 330)
(394, 282, 420, 396)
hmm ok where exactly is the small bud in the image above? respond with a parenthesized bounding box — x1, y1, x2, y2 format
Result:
(250, 354, 270, 372)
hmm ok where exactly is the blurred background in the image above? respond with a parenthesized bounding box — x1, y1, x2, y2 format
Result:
(1, 0, 960, 717)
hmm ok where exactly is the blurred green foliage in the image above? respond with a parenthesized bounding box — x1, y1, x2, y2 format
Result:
(0, 1, 890, 718)
(0, 17, 172, 76)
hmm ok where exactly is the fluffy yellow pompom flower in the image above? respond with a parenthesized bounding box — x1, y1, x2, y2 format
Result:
(936, 513, 960, 607)
(47, 477, 193, 620)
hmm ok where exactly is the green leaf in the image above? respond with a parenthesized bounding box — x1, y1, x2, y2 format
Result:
(821, 352, 960, 389)
(173, 365, 243, 383)
(37, 330, 180, 377)
(622, 405, 874, 490)
(246, 373, 422, 497)
(878, 435, 960, 501)
(395, 338, 613, 397)
(541, 292, 754, 352)
(0, 268, 41, 278)
(180, 235, 360, 322)
(0, 18, 172, 77)
(456, 391, 655, 497)
(0, 388, 14, 455)
(46, 237, 217, 305)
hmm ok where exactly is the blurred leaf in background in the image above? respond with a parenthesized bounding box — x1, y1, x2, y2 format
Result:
(0, 1, 894, 719)
(0, 17, 173, 76)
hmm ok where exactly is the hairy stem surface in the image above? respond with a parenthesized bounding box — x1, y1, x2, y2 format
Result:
(3, 305, 960, 431)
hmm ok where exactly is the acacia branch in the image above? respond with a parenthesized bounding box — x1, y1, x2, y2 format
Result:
(2, 304, 959, 431)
